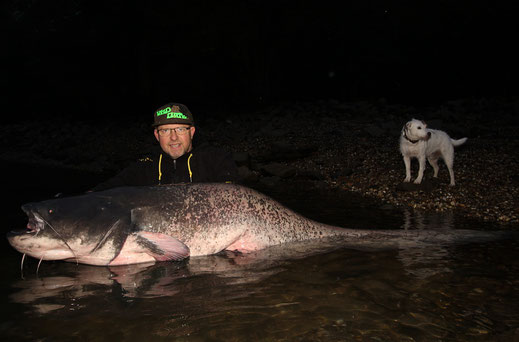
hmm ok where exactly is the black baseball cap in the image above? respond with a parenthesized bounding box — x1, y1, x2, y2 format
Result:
(152, 103, 195, 127)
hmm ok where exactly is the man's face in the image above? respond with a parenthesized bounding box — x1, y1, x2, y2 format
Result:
(154, 124, 195, 159)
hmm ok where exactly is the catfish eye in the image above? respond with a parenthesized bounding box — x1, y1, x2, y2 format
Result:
(48, 209, 54, 214)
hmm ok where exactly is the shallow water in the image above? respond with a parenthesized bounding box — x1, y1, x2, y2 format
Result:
(1, 163, 518, 341)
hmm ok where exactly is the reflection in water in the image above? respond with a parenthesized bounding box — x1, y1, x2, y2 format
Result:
(10, 266, 113, 314)
(9, 249, 296, 311)
(402, 209, 455, 231)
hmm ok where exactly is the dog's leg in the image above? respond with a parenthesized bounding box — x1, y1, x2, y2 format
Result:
(444, 157, 456, 186)
(443, 145, 456, 186)
(428, 157, 440, 178)
(403, 155, 412, 182)
(414, 155, 426, 184)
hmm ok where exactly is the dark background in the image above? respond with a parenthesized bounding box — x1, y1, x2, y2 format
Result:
(3, 0, 518, 123)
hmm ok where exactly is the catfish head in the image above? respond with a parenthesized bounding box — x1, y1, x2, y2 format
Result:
(7, 192, 130, 265)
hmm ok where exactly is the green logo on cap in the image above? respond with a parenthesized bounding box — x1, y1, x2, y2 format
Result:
(156, 107, 172, 116)
(167, 112, 188, 119)
(156, 105, 188, 120)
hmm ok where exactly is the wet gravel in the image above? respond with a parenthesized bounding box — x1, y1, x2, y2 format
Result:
(2, 97, 518, 227)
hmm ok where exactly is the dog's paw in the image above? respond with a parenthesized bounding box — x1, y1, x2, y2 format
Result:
(404, 177, 411, 182)
(413, 178, 423, 184)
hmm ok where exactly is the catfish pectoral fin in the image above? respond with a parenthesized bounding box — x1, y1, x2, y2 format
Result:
(109, 232, 190, 266)
(136, 231, 190, 261)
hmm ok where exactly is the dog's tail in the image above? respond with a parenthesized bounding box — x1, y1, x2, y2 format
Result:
(451, 137, 468, 147)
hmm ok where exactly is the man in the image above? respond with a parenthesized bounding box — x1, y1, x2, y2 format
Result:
(92, 102, 239, 191)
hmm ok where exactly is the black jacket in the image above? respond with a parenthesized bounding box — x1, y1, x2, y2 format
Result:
(93, 143, 239, 191)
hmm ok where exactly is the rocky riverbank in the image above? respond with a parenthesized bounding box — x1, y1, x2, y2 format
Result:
(2, 97, 518, 227)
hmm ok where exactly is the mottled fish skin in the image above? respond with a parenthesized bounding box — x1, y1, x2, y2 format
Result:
(7, 183, 511, 266)
(129, 184, 348, 256)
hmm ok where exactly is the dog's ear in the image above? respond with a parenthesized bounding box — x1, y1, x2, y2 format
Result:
(402, 122, 410, 136)
(421, 120, 427, 127)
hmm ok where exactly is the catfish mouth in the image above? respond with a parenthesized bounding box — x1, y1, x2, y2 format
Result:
(26, 213, 44, 234)
(9, 209, 45, 237)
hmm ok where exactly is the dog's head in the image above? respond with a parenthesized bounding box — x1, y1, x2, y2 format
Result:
(402, 119, 431, 141)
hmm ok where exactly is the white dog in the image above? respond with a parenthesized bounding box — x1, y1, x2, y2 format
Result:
(400, 119, 467, 186)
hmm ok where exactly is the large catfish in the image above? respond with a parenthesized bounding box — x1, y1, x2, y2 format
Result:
(7, 183, 507, 266)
